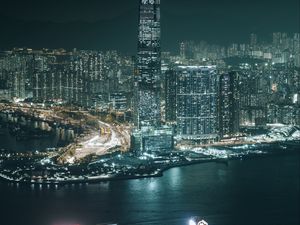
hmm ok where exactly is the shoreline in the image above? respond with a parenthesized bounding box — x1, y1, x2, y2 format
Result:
(0, 108, 299, 186)
(1, 146, 299, 187)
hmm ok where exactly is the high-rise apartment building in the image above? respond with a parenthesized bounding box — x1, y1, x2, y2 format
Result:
(250, 33, 258, 48)
(0, 52, 28, 100)
(219, 72, 240, 137)
(165, 69, 177, 122)
(176, 66, 219, 144)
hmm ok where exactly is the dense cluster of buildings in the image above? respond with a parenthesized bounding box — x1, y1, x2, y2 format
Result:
(176, 32, 300, 67)
(163, 62, 299, 145)
(0, 0, 299, 153)
(0, 49, 133, 109)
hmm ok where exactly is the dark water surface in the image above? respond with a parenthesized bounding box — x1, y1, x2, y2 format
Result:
(0, 126, 69, 152)
(0, 153, 299, 225)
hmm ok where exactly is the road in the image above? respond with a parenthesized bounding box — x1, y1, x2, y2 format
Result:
(67, 120, 131, 162)
(1, 103, 131, 163)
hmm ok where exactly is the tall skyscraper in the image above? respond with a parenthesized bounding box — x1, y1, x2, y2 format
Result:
(165, 69, 177, 122)
(219, 72, 240, 138)
(250, 33, 258, 48)
(180, 42, 186, 60)
(131, 0, 173, 154)
(176, 66, 219, 144)
(135, 0, 161, 128)
(0, 53, 27, 100)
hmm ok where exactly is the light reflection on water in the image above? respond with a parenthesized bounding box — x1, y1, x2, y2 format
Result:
(0, 153, 299, 225)
(0, 125, 72, 152)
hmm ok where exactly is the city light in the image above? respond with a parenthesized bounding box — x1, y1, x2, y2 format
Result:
(0, 0, 299, 225)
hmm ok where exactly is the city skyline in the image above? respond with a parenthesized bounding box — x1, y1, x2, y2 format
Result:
(0, 1, 299, 225)
(0, 0, 299, 53)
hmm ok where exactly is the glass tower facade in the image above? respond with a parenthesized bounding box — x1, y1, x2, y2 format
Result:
(176, 66, 219, 143)
(131, 0, 174, 154)
(135, 0, 161, 128)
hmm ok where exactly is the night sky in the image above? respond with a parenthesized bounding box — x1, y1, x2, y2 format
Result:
(0, 0, 299, 53)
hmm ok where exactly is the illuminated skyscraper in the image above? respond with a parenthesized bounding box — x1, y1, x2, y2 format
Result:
(180, 42, 186, 60)
(176, 66, 219, 144)
(135, 0, 161, 128)
(250, 33, 257, 48)
(165, 69, 177, 123)
(219, 72, 240, 137)
(131, 0, 174, 154)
